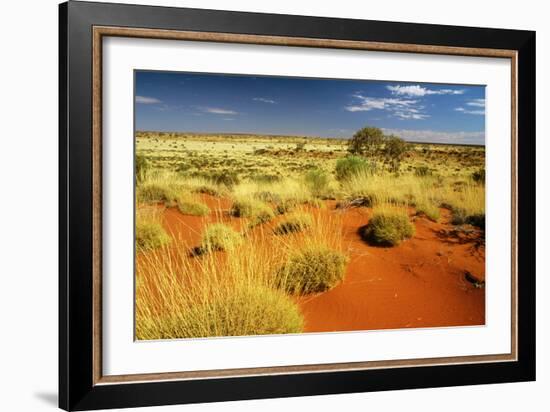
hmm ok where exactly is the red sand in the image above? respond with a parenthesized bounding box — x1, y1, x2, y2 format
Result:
(155, 196, 485, 332)
(297, 207, 485, 332)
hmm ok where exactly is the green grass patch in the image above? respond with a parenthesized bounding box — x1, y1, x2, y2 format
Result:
(201, 223, 242, 252)
(176, 197, 210, 216)
(276, 245, 348, 294)
(360, 210, 415, 246)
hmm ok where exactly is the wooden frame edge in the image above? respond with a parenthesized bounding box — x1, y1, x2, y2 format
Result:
(91, 26, 518, 386)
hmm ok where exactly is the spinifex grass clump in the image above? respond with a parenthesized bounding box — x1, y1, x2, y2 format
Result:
(275, 198, 298, 215)
(136, 282, 304, 339)
(135, 208, 170, 251)
(304, 168, 330, 198)
(276, 245, 348, 294)
(135, 236, 304, 340)
(176, 195, 210, 216)
(415, 201, 440, 222)
(136, 182, 180, 204)
(360, 208, 415, 246)
(200, 223, 242, 252)
(230, 198, 275, 226)
(274, 212, 313, 235)
(451, 208, 485, 229)
(335, 156, 371, 181)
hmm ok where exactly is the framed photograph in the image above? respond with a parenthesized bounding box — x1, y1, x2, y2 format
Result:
(59, 1, 535, 410)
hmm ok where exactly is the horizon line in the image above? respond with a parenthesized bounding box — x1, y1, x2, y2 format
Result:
(135, 129, 486, 147)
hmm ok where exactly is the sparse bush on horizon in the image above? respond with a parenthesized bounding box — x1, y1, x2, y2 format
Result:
(348, 126, 385, 156)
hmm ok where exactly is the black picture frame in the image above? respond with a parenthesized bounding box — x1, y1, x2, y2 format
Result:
(59, 1, 536, 410)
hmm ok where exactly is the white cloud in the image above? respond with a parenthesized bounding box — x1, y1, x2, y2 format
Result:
(202, 107, 239, 115)
(387, 85, 465, 97)
(382, 128, 485, 145)
(135, 95, 162, 104)
(345, 94, 428, 120)
(253, 97, 276, 104)
(466, 98, 486, 107)
(455, 107, 484, 115)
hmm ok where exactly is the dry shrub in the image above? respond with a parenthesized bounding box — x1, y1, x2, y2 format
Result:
(274, 212, 313, 235)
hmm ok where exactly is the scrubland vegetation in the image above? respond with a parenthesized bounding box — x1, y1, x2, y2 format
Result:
(135, 127, 485, 340)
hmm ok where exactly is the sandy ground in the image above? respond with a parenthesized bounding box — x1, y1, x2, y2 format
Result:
(152, 195, 485, 332)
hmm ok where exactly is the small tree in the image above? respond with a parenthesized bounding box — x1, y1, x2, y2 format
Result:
(348, 126, 385, 156)
(383, 135, 409, 172)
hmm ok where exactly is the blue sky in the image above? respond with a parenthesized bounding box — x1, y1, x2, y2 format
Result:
(135, 71, 486, 145)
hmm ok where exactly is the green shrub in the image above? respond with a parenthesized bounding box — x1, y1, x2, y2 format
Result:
(136, 221, 170, 251)
(201, 224, 242, 252)
(276, 246, 348, 294)
(335, 156, 370, 181)
(305, 168, 330, 197)
(230, 199, 275, 225)
(452, 209, 485, 229)
(211, 171, 240, 188)
(136, 283, 304, 339)
(274, 213, 313, 235)
(176, 197, 210, 216)
(360, 211, 414, 246)
(348, 126, 384, 156)
(136, 183, 180, 203)
(451, 208, 468, 225)
(472, 167, 485, 184)
(414, 166, 432, 177)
